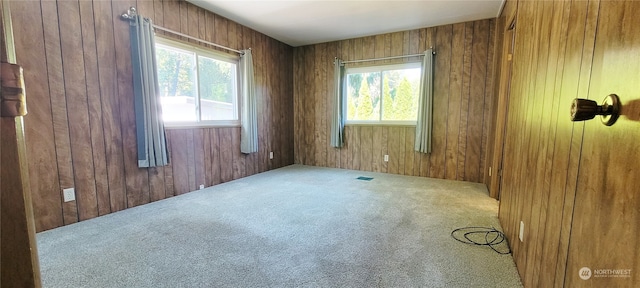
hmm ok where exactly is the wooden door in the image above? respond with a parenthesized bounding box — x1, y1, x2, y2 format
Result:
(564, 1, 640, 287)
(490, 16, 516, 200)
(1, 0, 42, 287)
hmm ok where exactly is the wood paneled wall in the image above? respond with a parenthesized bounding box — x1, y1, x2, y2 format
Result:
(496, 0, 640, 287)
(293, 19, 497, 183)
(10, 0, 293, 232)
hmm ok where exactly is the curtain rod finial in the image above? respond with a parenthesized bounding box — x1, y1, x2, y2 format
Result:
(121, 6, 137, 20)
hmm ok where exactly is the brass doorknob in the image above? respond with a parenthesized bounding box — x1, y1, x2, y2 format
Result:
(570, 94, 620, 126)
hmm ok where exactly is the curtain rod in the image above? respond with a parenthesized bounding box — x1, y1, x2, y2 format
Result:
(121, 7, 244, 55)
(341, 48, 435, 64)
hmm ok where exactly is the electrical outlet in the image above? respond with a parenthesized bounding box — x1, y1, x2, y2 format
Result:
(489, 167, 492, 177)
(63, 188, 75, 202)
(269, 151, 273, 159)
(199, 184, 204, 190)
(384, 155, 389, 162)
(519, 221, 524, 242)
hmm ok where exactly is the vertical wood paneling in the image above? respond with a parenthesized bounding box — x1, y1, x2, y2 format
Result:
(371, 126, 385, 172)
(58, 0, 99, 221)
(293, 19, 496, 185)
(170, 130, 189, 195)
(491, 1, 640, 287)
(464, 20, 489, 183)
(564, 3, 640, 287)
(258, 34, 270, 173)
(428, 25, 452, 179)
(40, 0, 77, 226)
(293, 48, 304, 165)
(304, 45, 316, 165)
(480, 20, 496, 185)
(219, 128, 233, 183)
(13, 0, 63, 231)
(163, 130, 175, 198)
(231, 128, 245, 180)
(457, 22, 474, 182)
(315, 43, 327, 168)
(94, 0, 127, 213)
(16, 0, 293, 231)
(193, 129, 205, 188)
(79, 0, 111, 216)
(445, 23, 465, 180)
(396, 127, 406, 175)
(538, 1, 573, 285)
(554, 0, 598, 285)
(387, 127, 400, 174)
(360, 127, 373, 172)
(403, 127, 415, 176)
(350, 126, 361, 170)
(203, 129, 212, 186)
(210, 129, 222, 185)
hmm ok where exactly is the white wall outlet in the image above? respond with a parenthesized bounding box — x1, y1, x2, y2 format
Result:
(489, 167, 492, 177)
(63, 188, 75, 202)
(199, 184, 204, 190)
(384, 155, 389, 162)
(519, 221, 524, 242)
(269, 151, 273, 159)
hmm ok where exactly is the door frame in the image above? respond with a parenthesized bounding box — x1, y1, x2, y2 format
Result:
(1, 0, 42, 286)
(490, 16, 517, 200)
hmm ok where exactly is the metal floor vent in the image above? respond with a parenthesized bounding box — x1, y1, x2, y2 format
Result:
(356, 176, 374, 181)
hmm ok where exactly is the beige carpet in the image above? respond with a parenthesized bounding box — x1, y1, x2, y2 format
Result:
(37, 164, 523, 287)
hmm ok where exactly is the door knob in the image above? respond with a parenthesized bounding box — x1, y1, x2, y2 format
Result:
(570, 94, 620, 126)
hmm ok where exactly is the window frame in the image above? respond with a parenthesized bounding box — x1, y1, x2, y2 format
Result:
(343, 62, 422, 126)
(155, 36, 241, 128)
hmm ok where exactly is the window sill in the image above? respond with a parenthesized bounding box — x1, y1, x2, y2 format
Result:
(345, 121, 416, 127)
(164, 121, 241, 129)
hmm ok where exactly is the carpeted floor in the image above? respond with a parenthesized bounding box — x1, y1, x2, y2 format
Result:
(37, 165, 523, 287)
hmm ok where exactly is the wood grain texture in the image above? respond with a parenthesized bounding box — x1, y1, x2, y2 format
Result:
(487, 0, 516, 200)
(58, 0, 99, 221)
(1, 117, 42, 287)
(564, 3, 640, 286)
(1, 3, 43, 286)
(40, 0, 78, 225)
(492, 0, 640, 287)
(293, 19, 496, 184)
(445, 23, 465, 181)
(13, 0, 293, 232)
(429, 25, 452, 180)
(95, 0, 127, 214)
(79, 0, 110, 217)
(11, 0, 63, 231)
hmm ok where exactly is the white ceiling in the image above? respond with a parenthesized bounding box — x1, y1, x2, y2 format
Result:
(187, 0, 505, 47)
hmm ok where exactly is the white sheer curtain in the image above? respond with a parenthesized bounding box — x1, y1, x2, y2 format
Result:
(330, 58, 345, 148)
(415, 48, 435, 153)
(240, 49, 258, 153)
(129, 15, 168, 167)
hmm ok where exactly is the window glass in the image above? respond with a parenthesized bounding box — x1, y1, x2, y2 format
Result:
(198, 55, 237, 121)
(155, 37, 239, 126)
(345, 63, 421, 124)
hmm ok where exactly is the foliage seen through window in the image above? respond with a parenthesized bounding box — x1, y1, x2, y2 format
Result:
(346, 63, 421, 124)
(155, 38, 238, 125)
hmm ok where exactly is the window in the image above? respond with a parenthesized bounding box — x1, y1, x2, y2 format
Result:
(155, 37, 239, 126)
(345, 62, 422, 125)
